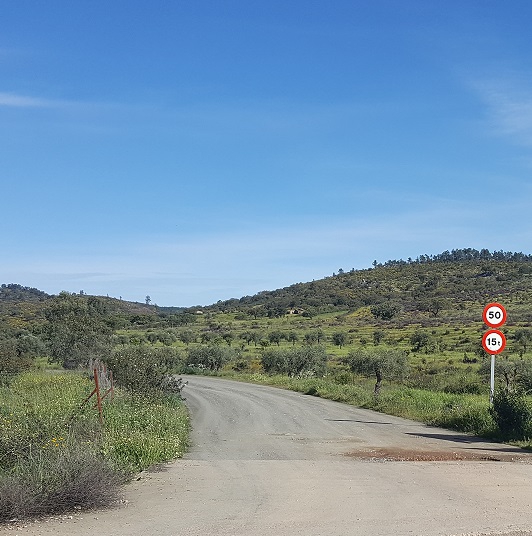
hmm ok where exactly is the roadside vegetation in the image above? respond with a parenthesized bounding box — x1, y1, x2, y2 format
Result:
(0, 297, 189, 522)
(0, 368, 188, 522)
(1, 248, 532, 519)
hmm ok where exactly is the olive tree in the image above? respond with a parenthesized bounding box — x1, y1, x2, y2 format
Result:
(261, 346, 327, 377)
(370, 302, 400, 320)
(332, 332, 347, 348)
(107, 345, 182, 393)
(344, 348, 408, 395)
(44, 293, 112, 368)
(186, 345, 236, 371)
(478, 355, 532, 392)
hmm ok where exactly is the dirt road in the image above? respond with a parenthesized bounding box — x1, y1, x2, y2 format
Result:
(3, 376, 532, 536)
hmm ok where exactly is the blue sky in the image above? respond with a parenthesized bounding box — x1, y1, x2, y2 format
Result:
(2, 1, 532, 306)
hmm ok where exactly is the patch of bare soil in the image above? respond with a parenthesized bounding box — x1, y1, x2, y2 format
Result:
(344, 447, 529, 462)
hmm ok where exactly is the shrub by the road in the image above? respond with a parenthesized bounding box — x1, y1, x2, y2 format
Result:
(186, 345, 236, 371)
(261, 345, 328, 377)
(0, 371, 189, 522)
(107, 344, 183, 393)
(491, 389, 532, 440)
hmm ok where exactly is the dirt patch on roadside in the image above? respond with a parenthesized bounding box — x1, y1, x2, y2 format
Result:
(344, 447, 529, 462)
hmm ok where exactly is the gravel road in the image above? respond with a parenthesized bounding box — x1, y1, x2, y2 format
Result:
(2, 376, 532, 536)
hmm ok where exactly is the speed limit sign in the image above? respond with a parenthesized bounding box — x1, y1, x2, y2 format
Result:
(482, 303, 507, 328)
(482, 329, 507, 355)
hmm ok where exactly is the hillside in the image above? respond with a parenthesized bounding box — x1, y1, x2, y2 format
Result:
(196, 249, 532, 325)
(0, 284, 158, 331)
(3, 249, 532, 328)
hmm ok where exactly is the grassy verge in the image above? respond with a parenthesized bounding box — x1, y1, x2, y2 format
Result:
(221, 372, 531, 449)
(0, 371, 189, 522)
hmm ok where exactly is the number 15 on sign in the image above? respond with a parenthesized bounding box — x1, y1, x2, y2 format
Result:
(482, 329, 506, 355)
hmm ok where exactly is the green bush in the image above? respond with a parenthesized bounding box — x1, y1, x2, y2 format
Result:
(490, 389, 532, 440)
(0, 337, 37, 382)
(261, 346, 327, 377)
(442, 374, 484, 395)
(186, 345, 236, 371)
(344, 348, 408, 395)
(107, 345, 183, 393)
(0, 444, 125, 521)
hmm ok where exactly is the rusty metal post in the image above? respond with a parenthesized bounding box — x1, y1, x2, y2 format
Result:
(93, 367, 104, 425)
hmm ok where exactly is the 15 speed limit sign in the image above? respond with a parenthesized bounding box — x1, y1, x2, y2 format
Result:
(482, 329, 507, 355)
(482, 303, 507, 328)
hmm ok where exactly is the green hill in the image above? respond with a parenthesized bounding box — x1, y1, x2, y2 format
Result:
(197, 248, 532, 326)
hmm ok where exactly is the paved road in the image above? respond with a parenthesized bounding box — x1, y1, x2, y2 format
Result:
(3, 376, 532, 536)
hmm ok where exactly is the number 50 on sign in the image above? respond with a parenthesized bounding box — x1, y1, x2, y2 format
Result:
(482, 303, 507, 328)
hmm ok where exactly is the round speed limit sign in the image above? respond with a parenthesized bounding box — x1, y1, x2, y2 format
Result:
(482, 303, 507, 328)
(482, 329, 506, 355)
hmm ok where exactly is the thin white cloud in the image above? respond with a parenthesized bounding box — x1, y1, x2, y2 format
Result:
(474, 79, 532, 146)
(3, 193, 531, 306)
(0, 91, 139, 115)
(0, 92, 54, 107)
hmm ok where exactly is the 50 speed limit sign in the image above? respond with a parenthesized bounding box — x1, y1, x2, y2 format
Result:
(482, 329, 507, 355)
(482, 303, 507, 328)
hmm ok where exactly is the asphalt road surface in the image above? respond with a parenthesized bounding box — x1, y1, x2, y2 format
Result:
(3, 376, 532, 536)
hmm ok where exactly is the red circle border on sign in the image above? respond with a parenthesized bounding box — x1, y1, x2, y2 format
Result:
(482, 329, 507, 355)
(482, 303, 507, 328)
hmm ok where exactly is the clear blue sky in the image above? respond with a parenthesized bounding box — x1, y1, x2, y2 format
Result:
(2, 1, 532, 306)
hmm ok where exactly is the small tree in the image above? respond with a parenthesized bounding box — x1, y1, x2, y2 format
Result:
(344, 348, 408, 395)
(251, 331, 263, 347)
(410, 330, 430, 352)
(44, 293, 112, 368)
(107, 345, 182, 393)
(268, 330, 284, 347)
(419, 297, 448, 317)
(186, 345, 236, 371)
(315, 329, 324, 344)
(370, 302, 400, 320)
(332, 332, 347, 348)
(478, 356, 532, 392)
(373, 330, 385, 346)
(286, 331, 299, 346)
(222, 332, 235, 346)
(200, 331, 216, 344)
(513, 329, 532, 356)
(240, 331, 254, 346)
(179, 330, 196, 346)
(304, 332, 318, 345)
(261, 346, 327, 377)
(0, 338, 34, 381)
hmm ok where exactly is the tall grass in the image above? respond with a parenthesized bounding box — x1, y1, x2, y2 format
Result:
(102, 390, 189, 472)
(0, 371, 189, 521)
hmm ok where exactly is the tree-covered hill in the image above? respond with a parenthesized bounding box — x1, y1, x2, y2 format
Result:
(197, 248, 532, 323)
(3, 248, 532, 328)
(0, 284, 157, 331)
(0, 283, 50, 303)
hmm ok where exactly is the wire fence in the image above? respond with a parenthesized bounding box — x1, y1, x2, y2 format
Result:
(79, 358, 114, 424)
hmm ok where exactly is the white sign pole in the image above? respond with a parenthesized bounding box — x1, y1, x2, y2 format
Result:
(490, 354, 495, 406)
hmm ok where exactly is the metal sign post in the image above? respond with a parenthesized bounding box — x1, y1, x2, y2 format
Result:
(490, 354, 495, 405)
(482, 303, 507, 405)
